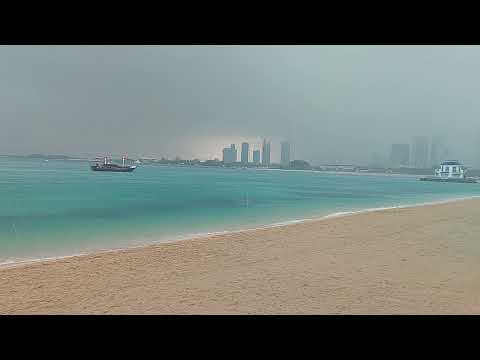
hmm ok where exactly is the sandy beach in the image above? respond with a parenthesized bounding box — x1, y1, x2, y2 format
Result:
(2, 198, 480, 314)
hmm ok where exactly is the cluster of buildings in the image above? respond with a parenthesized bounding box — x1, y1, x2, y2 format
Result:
(389, 136, 448, 169)
(222, 140, 291, 167)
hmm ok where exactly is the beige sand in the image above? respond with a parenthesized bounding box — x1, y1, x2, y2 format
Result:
(2, 198, 480, 314)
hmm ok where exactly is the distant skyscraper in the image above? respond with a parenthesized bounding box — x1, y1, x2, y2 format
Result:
(222, 148, 230, 163)
(429, 136, 442, 167)
(280, 141, 291, 167)
(262, 139, 271, 166)
(253, 150, 260, 164)
(412, 136, 429, 168)
(222, 144, 237, 164)
(241, 142, 249, 164)
(390, 144, 410, 167)
(230, 144, 237, 163)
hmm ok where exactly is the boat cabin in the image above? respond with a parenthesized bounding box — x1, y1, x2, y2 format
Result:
(434, 160, 465, 179)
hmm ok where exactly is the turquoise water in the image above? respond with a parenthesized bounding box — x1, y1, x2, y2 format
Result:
(2, 158, 480, 263)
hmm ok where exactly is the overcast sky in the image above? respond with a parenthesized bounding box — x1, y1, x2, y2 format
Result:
(1, 45, 480, 165)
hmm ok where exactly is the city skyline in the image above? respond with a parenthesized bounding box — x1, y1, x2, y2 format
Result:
(10, 133, 473, 169)
(220, 139, 276, 166)
(216, 134, 465, 168)
(2, 46, 480, 166)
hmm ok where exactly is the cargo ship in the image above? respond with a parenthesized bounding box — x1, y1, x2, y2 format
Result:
(90, 156, 137, 172)
(419, 160, 477, 183)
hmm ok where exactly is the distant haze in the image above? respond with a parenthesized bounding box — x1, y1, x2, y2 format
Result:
(1, 45, 480, 165)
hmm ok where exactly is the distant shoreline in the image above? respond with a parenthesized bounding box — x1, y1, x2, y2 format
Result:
(0, 155, 457, 177)
(0, 154, 89, 161)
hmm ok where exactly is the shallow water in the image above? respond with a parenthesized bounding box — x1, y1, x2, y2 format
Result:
(1, 158, 480, 262)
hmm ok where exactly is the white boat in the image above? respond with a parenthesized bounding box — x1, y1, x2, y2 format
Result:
(420, 160, 477, 183)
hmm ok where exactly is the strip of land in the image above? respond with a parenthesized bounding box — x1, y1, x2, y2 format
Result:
(2, 198, 480, 314)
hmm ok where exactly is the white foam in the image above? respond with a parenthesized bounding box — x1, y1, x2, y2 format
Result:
(1, 195, 479, 269)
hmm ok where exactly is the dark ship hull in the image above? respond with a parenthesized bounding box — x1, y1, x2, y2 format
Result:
(91, 164, 136, 172)
(419, 176, 477, 183)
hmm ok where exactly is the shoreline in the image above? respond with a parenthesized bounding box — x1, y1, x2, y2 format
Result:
(1, 194, 479, 270)
(3, 195, 480, 314)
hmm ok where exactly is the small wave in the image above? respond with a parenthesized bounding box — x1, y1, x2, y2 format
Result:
(1, 195, 479, 269)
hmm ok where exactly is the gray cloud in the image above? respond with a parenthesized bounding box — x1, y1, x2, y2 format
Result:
(1, 45, 480, 165)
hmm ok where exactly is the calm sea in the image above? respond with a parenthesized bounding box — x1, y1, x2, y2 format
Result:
(1, 158, 480, 263)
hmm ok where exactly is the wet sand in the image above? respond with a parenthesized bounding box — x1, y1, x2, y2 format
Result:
(2, 198, 480, 314)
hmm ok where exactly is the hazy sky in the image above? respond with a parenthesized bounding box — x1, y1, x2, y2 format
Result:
(2, 45, 480, 165)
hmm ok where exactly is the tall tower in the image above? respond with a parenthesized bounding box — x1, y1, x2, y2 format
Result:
(253, 150, 260, 164)
(241, 142, 249, 164)
(280, 141, 291, 167)
(430, 136, 442, 168)
(230, 144, 237, 163)
(390, 144, 410, 167)
(262, 139, 271, 166)
(222, 144, 237, 164)
(222, 147, 230, 163)
(412, 136, 429, 168)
